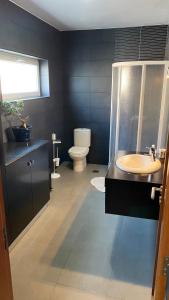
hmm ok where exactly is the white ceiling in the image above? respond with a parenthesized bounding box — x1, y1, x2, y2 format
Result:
(10, 0, 169, 31)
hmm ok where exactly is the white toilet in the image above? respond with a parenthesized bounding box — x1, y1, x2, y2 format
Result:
(68, 128, 91, 172)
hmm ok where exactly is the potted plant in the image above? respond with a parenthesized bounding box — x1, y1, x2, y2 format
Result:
(0, 100, 32, 142)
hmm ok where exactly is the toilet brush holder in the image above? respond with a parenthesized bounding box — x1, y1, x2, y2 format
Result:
(51, 134, 61, 180)
(51, 158, 61, 179)
(55, 157, 60, 167)
(51, 172, 60, 179)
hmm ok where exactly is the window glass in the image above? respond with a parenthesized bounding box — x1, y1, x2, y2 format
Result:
(0, 51, 40, 101)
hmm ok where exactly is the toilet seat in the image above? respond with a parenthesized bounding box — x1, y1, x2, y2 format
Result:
(68, 146, 89, 157)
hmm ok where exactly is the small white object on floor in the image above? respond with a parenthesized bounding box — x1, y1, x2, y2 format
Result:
(90, 177, 105, 193)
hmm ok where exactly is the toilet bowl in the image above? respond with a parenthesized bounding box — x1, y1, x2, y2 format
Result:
(69, 146, 89, 172)
(68, 128, 91, 172)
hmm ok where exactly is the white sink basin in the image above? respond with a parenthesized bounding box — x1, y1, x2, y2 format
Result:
(116, 154, 161, 174)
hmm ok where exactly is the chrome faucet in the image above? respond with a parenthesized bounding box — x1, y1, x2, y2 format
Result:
(146, 145, 156, 161)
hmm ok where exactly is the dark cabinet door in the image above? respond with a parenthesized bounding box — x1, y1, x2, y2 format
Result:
(0, 172, 13, 300)
(30, 144, 50, 216)
(5, 154, 33, 244)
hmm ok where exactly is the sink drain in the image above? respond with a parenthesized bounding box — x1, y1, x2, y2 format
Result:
(92, 169, 99, 173)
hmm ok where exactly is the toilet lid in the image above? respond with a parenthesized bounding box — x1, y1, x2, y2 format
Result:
(69, 146, 88, 155)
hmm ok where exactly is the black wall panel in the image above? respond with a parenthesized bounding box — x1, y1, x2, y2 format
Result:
(62, 30, 113, 164)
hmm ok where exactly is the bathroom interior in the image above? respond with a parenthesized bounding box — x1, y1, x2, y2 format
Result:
(0, 1, 169, 300)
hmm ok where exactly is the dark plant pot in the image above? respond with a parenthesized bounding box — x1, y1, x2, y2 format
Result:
(12, 126, 32, 142)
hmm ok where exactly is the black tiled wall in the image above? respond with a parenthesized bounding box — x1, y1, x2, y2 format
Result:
(0, 0, 64, 161)
(62, 30, 113, 164)
(165, 27, 169, 59)
(140, 26, 167, 60)
(62, 25, 168, 164)
(114, 27, 140, 62)
(114, 26, 167, 62)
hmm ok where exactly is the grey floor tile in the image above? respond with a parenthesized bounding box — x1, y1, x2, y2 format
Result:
(108, 217, 157, 287)
(10, 162, 155, 300)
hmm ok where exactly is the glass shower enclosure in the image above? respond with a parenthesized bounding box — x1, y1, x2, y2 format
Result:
(109, 61, 169, 164)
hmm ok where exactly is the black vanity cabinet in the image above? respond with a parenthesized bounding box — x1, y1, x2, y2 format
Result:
(105, 151, 163, 220)
(3, 140, 50, 245)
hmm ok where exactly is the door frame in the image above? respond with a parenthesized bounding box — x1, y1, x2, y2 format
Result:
(0, 172, 13, 300)
(152, 135, 169, 299)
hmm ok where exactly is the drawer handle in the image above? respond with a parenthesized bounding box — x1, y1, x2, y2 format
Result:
(27, 161, 32, 167)
(27, 160, 35, 167)
(151, 185, 163, 200)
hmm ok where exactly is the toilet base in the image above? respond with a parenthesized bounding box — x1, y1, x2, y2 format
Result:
(73, 158, 86, 172)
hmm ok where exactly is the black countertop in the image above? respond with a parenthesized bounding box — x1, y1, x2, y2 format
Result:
(3, 140, 49, 166)
(106, 151, 164, 185)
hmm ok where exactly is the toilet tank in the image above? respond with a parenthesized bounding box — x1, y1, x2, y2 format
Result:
(74, 128, 91, 147)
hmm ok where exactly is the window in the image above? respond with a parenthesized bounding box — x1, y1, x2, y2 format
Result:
(0, 51, 41, 101)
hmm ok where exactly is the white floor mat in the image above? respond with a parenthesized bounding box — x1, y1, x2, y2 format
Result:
(90, 177, 105, 193)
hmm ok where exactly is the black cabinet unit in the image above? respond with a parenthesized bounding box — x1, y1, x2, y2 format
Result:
(105, 151, 163, 220)
(31, 145, 50, 216)
(5, 154, 33, 244)
(3, 140, 50, 245)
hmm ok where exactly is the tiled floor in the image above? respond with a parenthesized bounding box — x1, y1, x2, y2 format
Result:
(10, 162, 157, 300)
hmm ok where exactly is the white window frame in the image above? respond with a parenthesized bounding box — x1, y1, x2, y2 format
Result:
(0, 51, 41, 101)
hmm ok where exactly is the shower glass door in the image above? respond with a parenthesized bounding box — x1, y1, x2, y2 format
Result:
(109, 61, 169, 164)
(140, 64, 164, 152)
(118, 66, 142, 152)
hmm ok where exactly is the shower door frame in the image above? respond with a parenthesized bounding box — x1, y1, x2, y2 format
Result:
(109, 61, 169, 163)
